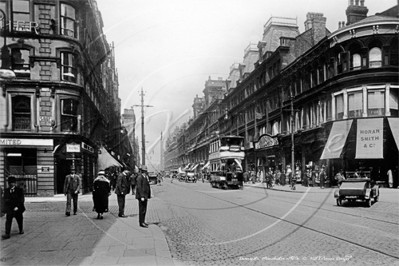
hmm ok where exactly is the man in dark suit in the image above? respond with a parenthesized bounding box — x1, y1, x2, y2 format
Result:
(63, 167, 81, 216)
(115, 170, 131, 217)
(136, 165, 151, 228)
(2, 176, 25, 239)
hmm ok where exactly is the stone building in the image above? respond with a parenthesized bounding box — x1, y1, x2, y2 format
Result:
(164, 1, 399, 187)
(0, 0, 127, 195)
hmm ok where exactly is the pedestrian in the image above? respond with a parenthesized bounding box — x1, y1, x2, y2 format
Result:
(115, 170, 131, 218)
(92, 170, 111, 219)
(275, 169, 281, 186)
(131, 170, 137, 195)
(0, 185, 4, 217)
(335, 169, 345, 187)
(136, 165, 151, 228)
(2, 176, 25, 239)
(63, 167, 81, 216)
(243, 171, 248, 183)
(319, 165, 326, 189)
(280, 170, 286, 186)
(387, 169, 393, 188)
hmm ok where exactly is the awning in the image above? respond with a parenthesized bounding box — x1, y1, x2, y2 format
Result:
(184, 163, 191, 170)
(356, 118, 383, 159)
(388, 118, 399, 150)
(191, 164, 199, 171)
(98, 147, 122, 170)
(178, 167, 185, 174)
(203, 161, 210, 169)
(234, 159, 242, 170)
(320, 120, 353, 160)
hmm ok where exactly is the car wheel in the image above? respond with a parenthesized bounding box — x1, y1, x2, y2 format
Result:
(336, 198, 342, 206)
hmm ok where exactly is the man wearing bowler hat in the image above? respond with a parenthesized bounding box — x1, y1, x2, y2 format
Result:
(63, 167, 81, 216)
(2, 176, 25, 239)
(136, 165, 151, 228)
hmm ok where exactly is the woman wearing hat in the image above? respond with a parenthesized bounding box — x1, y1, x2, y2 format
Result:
(92, 170, 111, 219)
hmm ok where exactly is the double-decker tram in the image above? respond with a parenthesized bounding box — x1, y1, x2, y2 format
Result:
(209, 135, 245, 189)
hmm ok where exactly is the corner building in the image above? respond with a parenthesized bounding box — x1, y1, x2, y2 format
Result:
(0, 0, 125, 196)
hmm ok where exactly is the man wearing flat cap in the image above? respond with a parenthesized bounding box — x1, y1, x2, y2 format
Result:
(2, 176, 25, 239)
(136, 165, 151, 228)
(115, 169, 131, 217)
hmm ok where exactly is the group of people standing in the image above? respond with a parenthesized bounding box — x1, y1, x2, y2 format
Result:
(62, 165, 151, 228)
(243, 165, 328, 190)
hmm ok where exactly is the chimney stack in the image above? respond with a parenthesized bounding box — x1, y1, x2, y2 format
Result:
(346, 0, 368, 26)
(304, 12, 327, 45)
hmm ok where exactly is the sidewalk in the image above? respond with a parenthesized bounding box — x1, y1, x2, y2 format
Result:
(0, 192, 180, 266)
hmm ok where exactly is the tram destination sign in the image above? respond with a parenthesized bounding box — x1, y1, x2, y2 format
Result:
(66, 143, 81, 153)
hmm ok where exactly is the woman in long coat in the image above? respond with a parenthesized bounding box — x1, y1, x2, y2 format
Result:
(93, 170, 111, 219)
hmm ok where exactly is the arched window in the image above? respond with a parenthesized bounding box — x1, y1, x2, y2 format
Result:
(351, 54, 361, 70)
(369, 47, 382, 68)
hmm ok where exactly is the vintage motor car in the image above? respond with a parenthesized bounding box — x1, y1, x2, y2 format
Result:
(185, 171, 197, 183)
(147, 172, 158, 185)
(334, 178, 379, 207)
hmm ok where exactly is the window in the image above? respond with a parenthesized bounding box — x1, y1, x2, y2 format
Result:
(12, 96, 31, 131)
(61, 99, 79, 132)
(60, 3, 77, 38)
(389, 40, 398, 66)
(390, 89, 398, 117)
(351, 54, 361, 70)
(336, 94, 344, 120)
(348, 91, 363, 118)
(60, 52, 77, 82)
(12, 0, 30, 31)
(11, 48, 30, 78)
(368, 90, 385, 116)
(369, 47, 382, 68)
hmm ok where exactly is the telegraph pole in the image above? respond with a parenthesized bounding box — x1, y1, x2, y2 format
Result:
(132, 88, 152, 166)
(160, 132, 163, 171)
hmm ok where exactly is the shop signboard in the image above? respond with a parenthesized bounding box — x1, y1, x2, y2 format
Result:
(66, 143, 81, 153)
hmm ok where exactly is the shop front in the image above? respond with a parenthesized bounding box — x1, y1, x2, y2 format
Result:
(0, 138, 54, 196)
(320, 118, 399, 187)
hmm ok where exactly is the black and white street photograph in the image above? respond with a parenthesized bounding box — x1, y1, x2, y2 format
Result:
(0, 0, 398, 265)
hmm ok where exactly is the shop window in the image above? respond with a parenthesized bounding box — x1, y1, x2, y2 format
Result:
(61, 99, 79, 132)
(367, 90, 385, 116)
(336, 94, 344, 120)
(12, 0, 30, 31)
(348, 91, 363, 118)
(11, 48, 30, 78)
(12, 95, 31, 131)
(6, 149, 37, 195)
(60, 3, 77, 38)
(60, 52, 77, 82)
(389, 89, 398, 117)
(369, 47, 382, 68)
(351, 54, 361, 70)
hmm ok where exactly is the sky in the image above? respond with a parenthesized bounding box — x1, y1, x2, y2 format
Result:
(95, 0, 396, 169)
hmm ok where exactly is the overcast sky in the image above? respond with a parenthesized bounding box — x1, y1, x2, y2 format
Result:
(95, 0, 395, 169)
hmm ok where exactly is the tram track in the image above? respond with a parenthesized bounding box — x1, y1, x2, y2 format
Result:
(166, 182, 399, 261)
